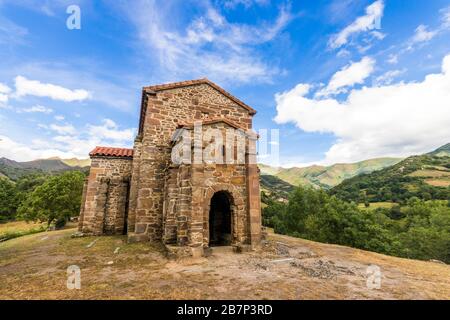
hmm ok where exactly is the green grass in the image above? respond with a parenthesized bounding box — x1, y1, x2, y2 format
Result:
(0, 220, 47, 242)
(358, 202, 396, 210)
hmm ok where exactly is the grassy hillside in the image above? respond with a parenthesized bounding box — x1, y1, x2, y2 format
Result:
(58, 157, 91, 168)
(330, 151, 450, 204)
(260, 174, 294, 202)
(259, 157, 401, 189)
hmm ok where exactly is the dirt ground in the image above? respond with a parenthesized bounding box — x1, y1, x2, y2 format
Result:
(0, 228, 449, 300)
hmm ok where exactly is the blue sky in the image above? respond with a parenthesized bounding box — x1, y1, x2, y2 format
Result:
(0, 0, 450, 167)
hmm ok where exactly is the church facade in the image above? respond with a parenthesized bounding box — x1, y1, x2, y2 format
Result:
(78, 79, 262, 255)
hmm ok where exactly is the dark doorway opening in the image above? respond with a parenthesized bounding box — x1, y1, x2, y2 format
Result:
(209, 191, 232, 246)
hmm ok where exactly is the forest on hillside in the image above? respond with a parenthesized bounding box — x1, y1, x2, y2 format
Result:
(330, 154, 450, 204)
(263, 186, 450, 264)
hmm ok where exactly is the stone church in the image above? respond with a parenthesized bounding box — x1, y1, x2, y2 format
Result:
(78, 79, 262, 255)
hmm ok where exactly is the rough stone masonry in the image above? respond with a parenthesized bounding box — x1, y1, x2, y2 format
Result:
(78, 78, 262, 256)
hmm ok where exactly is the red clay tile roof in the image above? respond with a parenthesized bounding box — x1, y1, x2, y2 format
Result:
(89, 146, 133, 158)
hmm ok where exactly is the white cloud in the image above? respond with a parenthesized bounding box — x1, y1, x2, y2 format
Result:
(387, 54, 398, 64)
(441, 6, 450, 28)
(0, 93, 7, 104)
(412, 24, 437, 43)
(19, 105, 53, 114)
(337, 49, 351, 58)
(373, 69, 406, 86)
(123, 1, 291, 83)
(371, 30, 386, 40)
(329, 0, 384, 49)
(274, 53, 450, 164)
(87, 118, 135, 142)
(0, 135, 80, 161)
(223, 0, 269, 9)
(54, 115, 65, 121)
(49, 123, 76, 135)
(0, 82, 11, 94)
(0, 117, 136, 161)
(390, 6, 450, 61)
(0, 82, 11, 104)
(316, 57, 375, 97)
(14, 75, 91, 102)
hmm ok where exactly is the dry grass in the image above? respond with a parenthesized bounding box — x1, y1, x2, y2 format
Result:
(0, 228, 449, 300)
(409, 169, 450, 178)
(425, 178, 450, 187)
(0, 221, 45, 234)
(0, 221, 47, 242)
(358, 202, 395, 210)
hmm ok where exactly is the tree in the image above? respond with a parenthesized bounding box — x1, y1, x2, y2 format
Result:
(389, 204, 404, 220)
(17, 172, 85, 227)
(0, 177, 19, 221)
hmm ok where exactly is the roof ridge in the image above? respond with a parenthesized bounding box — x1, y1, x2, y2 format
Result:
(142, 78, 256, 115)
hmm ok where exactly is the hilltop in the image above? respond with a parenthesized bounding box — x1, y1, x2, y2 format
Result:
(330, 144, 450, 203)
(0, 227, 448, 299)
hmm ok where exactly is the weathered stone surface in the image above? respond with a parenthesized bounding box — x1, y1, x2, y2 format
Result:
(78, 79, 262, 254)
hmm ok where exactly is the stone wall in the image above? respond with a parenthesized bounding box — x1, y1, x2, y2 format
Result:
(160, 121, 258, 249)
(130, 83, 255, 243)
(79, 157, 132, 235)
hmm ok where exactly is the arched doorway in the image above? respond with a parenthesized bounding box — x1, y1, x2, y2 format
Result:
(209, 191, 232, 246)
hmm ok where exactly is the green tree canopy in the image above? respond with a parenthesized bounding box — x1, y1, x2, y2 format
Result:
(17, 171, 85, 227)
(0, 177, 19, 221)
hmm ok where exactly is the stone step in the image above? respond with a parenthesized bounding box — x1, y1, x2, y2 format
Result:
(209, 245, 234, 255)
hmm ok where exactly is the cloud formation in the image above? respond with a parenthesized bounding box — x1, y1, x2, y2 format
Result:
(87, 119, 134, 142)
(124, 0, 292, 83)
(412, 25, 438, 44)
(19, 105, 53, 114)
(0, 117, 136, 161)
(14, 76, 91, 102)
(316, 57, 375, 97)
(275, 53, 450, 164)
(0, 82, 11, 103)
(329, 0, 384, 49)
(223, 0, 269, 9)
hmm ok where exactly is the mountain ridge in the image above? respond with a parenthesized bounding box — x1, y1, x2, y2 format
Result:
(330, 144, 450, 203)
(428, 143, 450, 157)
(0, 157, 88, 180)
(259, 157, 402, 189)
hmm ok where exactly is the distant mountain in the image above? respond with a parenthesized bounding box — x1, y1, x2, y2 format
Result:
(47, 157, 91, 168)
(330, 144, 450, 203)
(0, 157, 88, 180)
(259, 157, 401, 190)
(428, 143, 450, 157)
